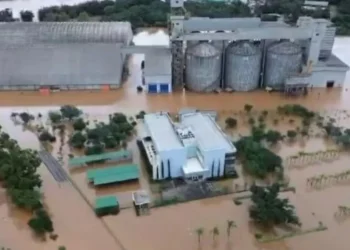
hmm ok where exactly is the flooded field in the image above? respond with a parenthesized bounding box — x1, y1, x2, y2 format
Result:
(0, 31, 350, 250)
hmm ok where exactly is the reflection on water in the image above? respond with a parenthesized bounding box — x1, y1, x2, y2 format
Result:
(0, 30, 350, 250)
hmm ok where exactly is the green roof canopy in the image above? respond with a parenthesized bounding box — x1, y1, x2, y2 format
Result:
(87, 164, 139, 186)
(94, 195, 119, 210)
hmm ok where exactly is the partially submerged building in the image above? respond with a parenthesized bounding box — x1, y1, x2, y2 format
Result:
(0, 22, 132, 90)
(139, 111, 236, 181)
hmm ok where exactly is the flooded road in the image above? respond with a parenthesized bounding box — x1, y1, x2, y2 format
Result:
(0, 30, 350, 250)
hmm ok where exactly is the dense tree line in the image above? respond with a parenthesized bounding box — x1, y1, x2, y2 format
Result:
(331, 0, 350, 35)
(37, 0, 251, 28)
(0, 126, 54, 236)
(1, 0, 350, 34)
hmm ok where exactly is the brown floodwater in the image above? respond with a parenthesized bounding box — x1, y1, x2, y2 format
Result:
(0, 32, 350, 250)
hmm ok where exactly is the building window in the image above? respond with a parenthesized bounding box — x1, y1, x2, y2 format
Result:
(326, 81, 335, 88)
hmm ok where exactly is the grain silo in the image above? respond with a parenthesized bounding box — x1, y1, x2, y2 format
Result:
(264, 41, 302, 89)
(225, 41, 262, 91)
(185, 42, 221, 92)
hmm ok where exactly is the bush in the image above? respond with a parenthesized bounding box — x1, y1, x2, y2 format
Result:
(265, 130, 282, 144)
(73, 118, 86, 131)
(225, 117, 237, 128)
(60, 105, 81, 120)
(248, 117, 255, 126)
(244, 104, 253, 113)
(19, 112, 33, 124)
(70, 131, 86, 148)
(287, 130, 297, 140)
(48, 111, 62, 124)
(28, 208, 54, 235)
(20, 10, 34, 22)
(258, 116, 264, 123)
(39, 131, 56, 142)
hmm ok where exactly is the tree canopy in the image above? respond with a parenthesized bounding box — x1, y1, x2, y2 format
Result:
(20, 10, 34, 22)
(235, 137, 282, 178)
(0, 126, 54, 235)
(249, 184, 300, 227)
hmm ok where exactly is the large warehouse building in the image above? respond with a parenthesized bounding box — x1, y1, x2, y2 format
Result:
(0, 22, 132, 91)
(139, 111, 236, 181)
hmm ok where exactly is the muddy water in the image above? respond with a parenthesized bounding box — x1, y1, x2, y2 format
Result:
(0, 31, 350, 250)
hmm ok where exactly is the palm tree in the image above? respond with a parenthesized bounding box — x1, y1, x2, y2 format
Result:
(195, 228, 204, 245)
(226, 220, 236, 238)
(211, 226, 219, 243)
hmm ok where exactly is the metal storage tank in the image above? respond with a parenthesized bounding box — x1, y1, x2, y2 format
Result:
(264, 41, 302, 89)
(225, 41, 262, 91)
(185, 42, 221, 92)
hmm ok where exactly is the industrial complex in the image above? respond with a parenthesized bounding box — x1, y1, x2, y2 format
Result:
(139, 111, 236, 181)
(0, 0, 348, 93)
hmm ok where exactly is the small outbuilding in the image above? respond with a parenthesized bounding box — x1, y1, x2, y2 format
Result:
(94, 195, 119, 217)
(132, 190, 151, 216)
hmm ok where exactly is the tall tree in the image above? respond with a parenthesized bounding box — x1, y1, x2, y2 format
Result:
(226, 220, 236, 238)
(211, 226, 219, 243)
(195, 228, 204, 245)
(249, 184, 300, 227)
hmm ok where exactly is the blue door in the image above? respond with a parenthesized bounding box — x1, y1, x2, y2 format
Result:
(159, 84, 169, 93)
(148, 84, 158, 93)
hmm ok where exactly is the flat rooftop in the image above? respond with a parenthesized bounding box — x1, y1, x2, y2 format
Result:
(182, 158, 206, 175)
(144, 50, 172, 77)
(95, 195, 119, 209)
(315, 54, 349, 70)
(181, 113, 236, 153)
(144, 113, 183, 152)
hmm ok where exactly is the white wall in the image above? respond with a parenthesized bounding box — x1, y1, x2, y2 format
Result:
(158, 147, 187, 179)
(310, 70, 347, 87)
(202, 148, 226, 178)
(145, 75, 171, 85)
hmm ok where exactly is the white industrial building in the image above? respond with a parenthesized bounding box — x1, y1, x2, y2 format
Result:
(140, 111, 236, 181)
(144, 51, 172, 94)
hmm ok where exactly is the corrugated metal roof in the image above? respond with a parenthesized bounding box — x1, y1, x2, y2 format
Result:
(0, 43, 124, 87)
(0, 22, 132, 46)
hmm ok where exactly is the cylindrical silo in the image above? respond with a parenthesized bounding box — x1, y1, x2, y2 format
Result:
(225, 41, 262, 91)
(264, 41, 302, 89)
(185, 42, 221, 92)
